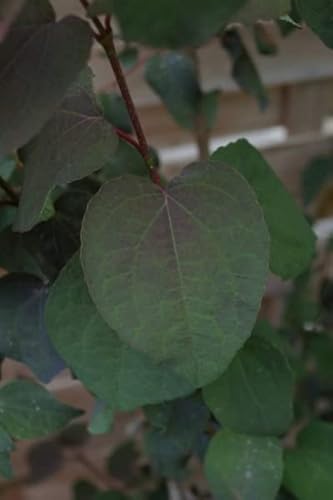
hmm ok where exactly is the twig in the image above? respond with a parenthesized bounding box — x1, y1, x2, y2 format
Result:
(79, 0, 161, 185)
(0, 176, 18, 205)
(116, 128, 142, 155)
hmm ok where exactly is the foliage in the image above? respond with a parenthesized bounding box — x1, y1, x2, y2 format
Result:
(0, 1, 333, 499)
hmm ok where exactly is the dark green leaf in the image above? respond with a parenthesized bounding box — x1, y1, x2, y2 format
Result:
(285, 271, 319, 326)
(205, 430, 283, 500)
(0, 428, 13, 479)
(212, 139, 316, 279)
(145, 52, 201, 130)
(0, 155, 16, 181)
(100, 139, 148, 180)
(221, 29, 268, 110)
(0, 227, 45, 278)
(81, 162, 270, 387)
(203, 334, 294, 436)
(89, 0, 246, 48)
(0, 380, 80, 439)
(15, 70, 117, 232)
(46, 254, 194, 411)
(0, 2, 92, 155)
(0, 206, 16, 232)
(0, 273, 65, 382)
(74, 480, 99, 500)
(297, 0, 333, 49)
(302, 155, 333, 206)
(278, 1, 302, 36)
(284, 421, 333, 500)
(144, 394, 209, 478)
(99, 92, 133, 133)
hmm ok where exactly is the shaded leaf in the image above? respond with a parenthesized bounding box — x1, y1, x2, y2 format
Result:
(99, 92, 133, 133)
(0, 380, 80, 439)
(100, 139, 148, 180)
(205, 430, 283, 500)
(145, 52, 201, 130)
(0, 428, 13, 479)
(89, 400, 114, 435)
(0, 273, 65, 382)
(88, 0, 246, 48)
(46, 254, 194, 411)
(81, 162, 270, 387)
(297, 0, 333, 49)
(221, 29, 268, 110)
(278, 1, 302, 36)
(0, 1, 92, 155)
(74, 480, 98, 500)
(15, 70, 117, 232)
(203, 334, 294, 436)
(144, 394, 209, 478)
(302, 155, 333, 206)
(212, 139, 316, 279)
(284, 421, 333, 500)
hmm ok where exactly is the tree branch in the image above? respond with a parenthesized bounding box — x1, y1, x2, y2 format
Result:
(79, 0, 161, 185)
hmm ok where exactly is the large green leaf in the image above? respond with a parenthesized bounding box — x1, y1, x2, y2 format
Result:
(221, 29, 268, 110)
(145, 52, 201, 130)
(81, 162, 269, 387)
(212, 139, 315, 279)
(205, 430, 283, 500)
(0, 380, 79, 439)
(203, 334, 294, 436)
(0, 428, 13, 479)
(284, 421, 333, 500)
(234, 0, 291, 23)
(0, 273, 65, 382)
(88, 0, 246, 48)
(297, 0, 333, 49)
(0, 1, 92, 156)
(144, 394, 209, 478)
(46, 254, 194, 411)
(15, 71, 117, 232)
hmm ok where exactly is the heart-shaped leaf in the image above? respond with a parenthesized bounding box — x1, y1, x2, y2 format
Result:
(46, 254, 194, 411)
(15, 70, 117, 232)
(205, 429, 283, 500)
(81, 161, 270, 387)
(212, 139, 315, 279)
(0, 1, 92, 156)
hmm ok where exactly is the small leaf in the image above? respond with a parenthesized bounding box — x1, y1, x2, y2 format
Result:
(89, 0, 246, 48)
(89, 401, 114, 435)
(145, 52, 202, 130)
(0, 428, 13, 479)
(100, 139, 148, 180)
(0, 380, 80, 439)
(15, 70, 117, 232)
(205, 430, 283, 500)
(284, 421, 333, 500)
(302, 155, 333, 206)
(221, 29, 269, 110)
(212, 139, 316, 279)
(297, 0, 333, 49)
(0, 273, 65, 382)
(203, 334, 294, 436)
(0, 2, 92, 155)
(46, 254, 195, 411)
(145, 394, 209, 478)
(81, 162, 270, 387)
(99, 92, 133, 133)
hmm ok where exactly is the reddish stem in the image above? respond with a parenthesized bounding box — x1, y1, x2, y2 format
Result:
(115, 128, 142, 154)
